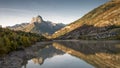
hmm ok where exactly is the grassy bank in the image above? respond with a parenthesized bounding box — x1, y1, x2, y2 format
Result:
(0, 28, 46, 55)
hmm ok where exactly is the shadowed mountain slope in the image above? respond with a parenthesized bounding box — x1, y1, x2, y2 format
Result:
(52, 0, 120, 40)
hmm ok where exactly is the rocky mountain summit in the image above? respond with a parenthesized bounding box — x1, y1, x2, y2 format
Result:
(8, 15, 65, 34)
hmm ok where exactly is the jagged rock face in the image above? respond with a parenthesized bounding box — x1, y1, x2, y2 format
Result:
(31, 15, 43, 23)
(8, 15, 65, 34)
(52, 0, 120, 39)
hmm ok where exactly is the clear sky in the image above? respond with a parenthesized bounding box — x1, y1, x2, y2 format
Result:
(0, 0, 109, 27)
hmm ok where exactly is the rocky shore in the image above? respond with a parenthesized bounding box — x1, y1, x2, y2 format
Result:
(0, 42, 52, 68)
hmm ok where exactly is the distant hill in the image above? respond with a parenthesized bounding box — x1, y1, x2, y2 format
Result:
(8, 15, 65, 34)
(52, 0, 120, 40)
(7, 23, 29, 31)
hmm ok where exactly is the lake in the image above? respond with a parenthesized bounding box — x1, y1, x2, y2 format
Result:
(0, 40, 120, 68)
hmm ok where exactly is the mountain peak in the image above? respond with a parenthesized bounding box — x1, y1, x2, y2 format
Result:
(31, 15, 43, 23)
(37, 15, 42, 19)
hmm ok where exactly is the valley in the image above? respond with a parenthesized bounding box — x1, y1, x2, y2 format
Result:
(0, 0, 120, 68)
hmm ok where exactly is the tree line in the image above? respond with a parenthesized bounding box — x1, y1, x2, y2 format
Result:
(0, 28, 46, 55)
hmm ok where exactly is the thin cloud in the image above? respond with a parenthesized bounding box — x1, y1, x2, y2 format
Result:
(0, 8, 34, 14)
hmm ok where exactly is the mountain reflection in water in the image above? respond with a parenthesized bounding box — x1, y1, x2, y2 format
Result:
(22, 40, 120, 68)
(0, 41, 120, 68)
(29, 45, 64, 65)
(53, 40, 120, 68)
(22, 42, 93, 68)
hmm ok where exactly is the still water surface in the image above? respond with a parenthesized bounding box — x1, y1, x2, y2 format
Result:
(22, 40, 120, 68)
(0, 40, 120, 68)
(23, 54, 93, 68)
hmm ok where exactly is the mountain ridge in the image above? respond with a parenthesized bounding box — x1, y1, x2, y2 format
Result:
(8, 15, 65, 34)
(51, 0, 120, 40)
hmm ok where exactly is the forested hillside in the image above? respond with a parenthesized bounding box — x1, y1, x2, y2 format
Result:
(0, 27, 46, 55)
